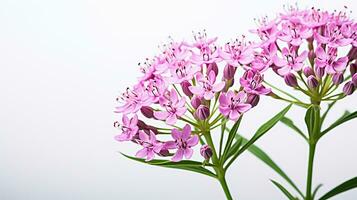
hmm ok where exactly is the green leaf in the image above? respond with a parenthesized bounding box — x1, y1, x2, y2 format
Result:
(237, 104, 292, 156)
(312, 184, 323, 200)
(319, 177, 357, 200)
(222, 116, 242, 161)
(224, 104, 292, 169)
(121, 153, 217, 178)
(320, 111, 357, 137)
(271, 180, 298, 200)
(226, 136, 243, 159)
(304, 105, 321, 140)
(280, 116, 308, 141)
(235, 134, 304, 198)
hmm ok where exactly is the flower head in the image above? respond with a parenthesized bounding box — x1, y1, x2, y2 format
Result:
(189, 71, 225, 100)
(165, 124, 199, 162)
(154, 89, 187, 125)
(240, 70, 271, 95)
(114, 114, 139, 142)
(136, 130, 163, 161)
(219, 91, 252, 121)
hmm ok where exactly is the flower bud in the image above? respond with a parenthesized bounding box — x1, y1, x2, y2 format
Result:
(315, 66, 325, 79)
(343, 81, 355, 95)
(350, 63, 357, 75)
(140, 106, 154, 118)
(303, 67, 314, 77)
(284, 73, 298, 87)
(137, 120, 147, 130)
(195, 105, 210, 120)
(352, 74, 357, 86)
(347, 46, 357, 61)
(332, 73, 344, 85)
(146, 125, 158, 135)
(223, 64, 236, 80)
(206, 62, 218, 76)
(200, 145, 213, 160)
(246, 94, 260, 107)
(191, 96, 202, 109)
(158, 149, 170, 157)
(307, 75, 318, 89)
(181, 81, 193, 97)
(308, 50, 316, 65)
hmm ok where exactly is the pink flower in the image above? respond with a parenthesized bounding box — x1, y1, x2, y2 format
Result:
(273, 47, 308, 75)
(189, 31, 220, 65)
(153, 89, 187, 125)
(168, 50, 200, 83)
(251, 43, 277, 72)
(240, 70, 271, 95)
(314, 46, 348, 74)
(144, 77, 167, 103)
(115, 114, 139, 142)
(189, 71, 225, 100)
(135, 130, 163, 161)
(278, 22, 312, 46)
(219, 91, 252, 121)
(250, 17, 279, 47)
(164, 124, 199, 162)
(219, 38, 255, 67)
(314, 23, 353, 48)
(115, 85, 151, 114)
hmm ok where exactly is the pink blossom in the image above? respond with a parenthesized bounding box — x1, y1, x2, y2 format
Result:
(115, 114, 139, 142)
(115, 85, 151, 114)
(168, 50, 200, 83)
(189, 31, 220, 65)
(219, 91, 252, 121)
(278, 22, 312, 46)
(153, 89, 187, 125)
(164, 124, 199, 162)
(144, 77, 167, 103)
(240, 70, 271, 95)
(189, 71, 225, 100)
(314, 23, 353, 48)
(219, 38, 255, 67)
(135, 130, 163, 161)
(314, 46, 348, 74)
(251, 43, 277, 72)
(250, 17, 279, 46)
(273, 47, 308, 75)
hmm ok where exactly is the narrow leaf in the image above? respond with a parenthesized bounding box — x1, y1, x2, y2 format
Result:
(237, 104, 292, 156)
(271, 180, 297, 200)
(235, 134, 304, 198)
(319, 177, 357, 200)
(312, 184, 323, 200)
(224, 104, 292, 169)
(121, 153, 216, 178)
(222, 116, 242, 161)
(280, 116, 308, 141)
(320, 111, 357, 137)
(226, 137, 243, 159)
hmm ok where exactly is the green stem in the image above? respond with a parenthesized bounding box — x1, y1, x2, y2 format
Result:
(306, 143, 316, 200)
(218, 170, 233, 200)
(204, 130, 234, 200)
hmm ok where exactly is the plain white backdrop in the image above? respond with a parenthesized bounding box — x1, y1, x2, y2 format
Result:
(0, 0, 356, 199)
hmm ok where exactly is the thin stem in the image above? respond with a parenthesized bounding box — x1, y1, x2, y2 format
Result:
(306, 143, 316, 200)
(204, 130, 234, 200)
(264, 81, 302, 102)
(218, 172, 233, 200)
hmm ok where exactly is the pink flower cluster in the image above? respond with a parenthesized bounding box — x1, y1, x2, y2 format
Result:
(251, 6, 357, 95)
(114, 31, 270, 161)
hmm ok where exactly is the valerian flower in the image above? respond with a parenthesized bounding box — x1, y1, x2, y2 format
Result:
(314, 46, 348, 74)
(240, 70, 271, 95)
(219, 91, 252, 121)
(114, 114, 139, 142)
(164, 124, 199, 162)
(153, 89, 187, 125)
(218, 38, 255, 67)
(189, 71, 225, 100)
(273, 47, 308, 75)
(135, 130, 163, 161)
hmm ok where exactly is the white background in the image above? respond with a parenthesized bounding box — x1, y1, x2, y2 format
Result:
(0, 0, 356, 199)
